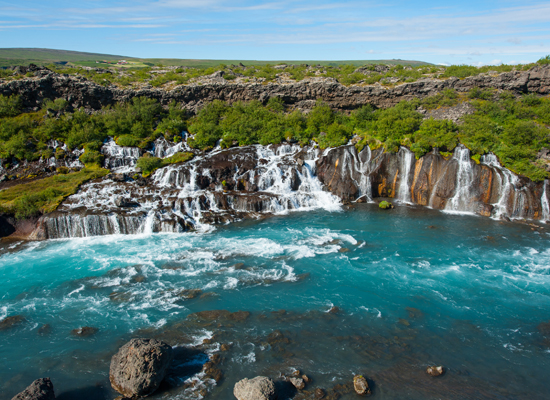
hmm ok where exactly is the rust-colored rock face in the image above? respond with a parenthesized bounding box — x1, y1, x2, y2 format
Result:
(316, 144, 547, 220)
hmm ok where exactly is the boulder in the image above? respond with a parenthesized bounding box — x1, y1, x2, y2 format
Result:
(11, 378, 55, 400)
(233, 376, 277, 400)
(426, 365, 445, 377)
(70, 326, 98, 337)
(109, 338, 173, 398)
(353, 375, 371, 396)
(289, 376, 305, 390)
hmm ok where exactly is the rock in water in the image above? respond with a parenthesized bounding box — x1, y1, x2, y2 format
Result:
(109, 338, 173, 398)
(426, 365, 445, 377)
(11, 378, 55, 400)
(289, 376, 305, 390)
(353, 375, 371, 396)
(234, 376, 277, 400)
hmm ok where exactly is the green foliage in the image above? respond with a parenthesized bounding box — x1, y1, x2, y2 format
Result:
(421, 89, 460, 110)
(0, 94, 22, 118)
(411, 119, 458, 158)
(42, 98, 68, 111)
(115, 135, 140, 147)
(0, 167, 109, 219)
(136, 154, 163, 176)
(136, 152, 193, 177)
(379, 200, 393, 209)
(537, 55, 550, 65)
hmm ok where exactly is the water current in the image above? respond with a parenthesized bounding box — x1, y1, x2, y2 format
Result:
(1, 205, 550, 399)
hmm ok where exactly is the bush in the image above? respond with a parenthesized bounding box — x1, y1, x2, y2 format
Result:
(136, 154, 163, 176)
(116, 135, 140, 147)
(537, 55, 550, 65)
(0, 94, 22, 118)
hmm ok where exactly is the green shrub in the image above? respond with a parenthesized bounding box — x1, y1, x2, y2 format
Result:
(379, 200, 393, 209)
(537, 55, 550, 65)
(0, 94, 22, 118)
(116, 135, 140, 147)
(136, 154, 163, 177)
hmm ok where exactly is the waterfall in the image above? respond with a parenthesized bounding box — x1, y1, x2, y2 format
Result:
(445, 145, 475, 213)
(480, 153, 528, 219)
(397, 147, 414, 204)
(43, 144, 341, 239)
(101, 138, 142, 172)
(542, 180, 550, 222)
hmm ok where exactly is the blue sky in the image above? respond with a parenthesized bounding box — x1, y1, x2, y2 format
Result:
(1, 0, 549, 65)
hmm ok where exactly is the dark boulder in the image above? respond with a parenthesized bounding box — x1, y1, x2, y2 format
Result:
(109, 338, 173, 398)
(11, 378, 55, 400)
(0, 315, 26, 331)
(70, 326, 98, 337)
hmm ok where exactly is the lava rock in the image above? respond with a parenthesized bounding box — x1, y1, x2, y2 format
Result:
(109, 338, 173, 398)
(11, 377, 55, 400)
(353, 375, 371, 396)
(0, 315, 25, 331)
(426, 365, 445, 377)
(233, 376, 277, 400)
(314, 388, 326, 399)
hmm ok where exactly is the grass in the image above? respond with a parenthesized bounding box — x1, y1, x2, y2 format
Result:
(0, 167, 109, 219)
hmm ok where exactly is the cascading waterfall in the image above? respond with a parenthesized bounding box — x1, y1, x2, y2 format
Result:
(541, 180, 550, 222)
(445, 145, 476, 213)
(101, 138, 142, 172)
(480, 153, 528, 219)
(397, 146, 414, 204)
(43, 144, 341, 239)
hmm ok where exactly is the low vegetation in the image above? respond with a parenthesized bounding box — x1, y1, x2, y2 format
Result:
(136, 152, 194, 177)
(0, 167, 108, 219)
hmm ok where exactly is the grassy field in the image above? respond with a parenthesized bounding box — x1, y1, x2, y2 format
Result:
(0, 48, 431, 68)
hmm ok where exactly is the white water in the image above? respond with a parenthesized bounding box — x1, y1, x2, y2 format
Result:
(44, 144, 341, 238)
(542, 180, 550, 222)
(481, 153, 528, 219)
(445, 145, 475, 213)
(397, 146, 414, 204)
(101, 138, 142, 172)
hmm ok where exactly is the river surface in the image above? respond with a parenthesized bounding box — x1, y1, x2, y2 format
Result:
(1, 204, 550, 399)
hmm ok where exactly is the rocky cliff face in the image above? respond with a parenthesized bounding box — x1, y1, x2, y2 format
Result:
(15, 141, 548, 240)
(1, 65, 549, 113)
(316, 144, 548, 220)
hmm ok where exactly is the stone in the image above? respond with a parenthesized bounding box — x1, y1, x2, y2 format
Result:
(302, 374, 311, 384)
(289, 376, 305, 390)
(353, 375, 371, 396)
(110, 338, 173, 398)
(233, 376, 277, 400)
(37, 324, 51, 336)
(426, 365, 445, 377)
(70, 326, 98, 337)
(0, 315, 25, 331)
(11, 377, 55, 400)
(314, 388, 326, 399)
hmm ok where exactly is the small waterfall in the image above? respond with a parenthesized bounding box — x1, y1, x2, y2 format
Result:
(152, 136, 186, 158)
(542, 180, 550, 222)
(397, 147, 414, 203)
(481, 153, 528, 219)
(445, 145, 475, 213)
(101, 138, 142, 172)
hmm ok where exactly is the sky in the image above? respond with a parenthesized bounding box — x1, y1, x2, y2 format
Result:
(1, 0, 549, 65)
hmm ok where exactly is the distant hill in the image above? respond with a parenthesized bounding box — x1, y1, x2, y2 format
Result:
(0, 48, 432, 68)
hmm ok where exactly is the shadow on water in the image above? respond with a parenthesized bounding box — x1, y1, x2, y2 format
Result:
(156, 346, 210, 395)
(274, 380, 298, 400)
(56, 385, 111, 400)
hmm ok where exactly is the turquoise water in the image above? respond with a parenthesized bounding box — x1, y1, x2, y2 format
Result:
(1, 204, 550, 399)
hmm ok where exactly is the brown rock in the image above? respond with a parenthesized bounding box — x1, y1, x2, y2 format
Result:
(234, 376, 276, 400)
(11, 378, 55, 400)
(0, 315, 25, 331)
(289, 377, 305, 390)
(426, 365, 445, 377)
(109, 338, 173, 398)
(315, 388, 326, 399)
(353, 375, 371, 396)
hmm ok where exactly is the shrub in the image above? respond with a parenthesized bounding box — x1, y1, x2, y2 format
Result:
(379, 200, 393, 209)
(136, 154, 163, 177)
(0, 94, 22, 118)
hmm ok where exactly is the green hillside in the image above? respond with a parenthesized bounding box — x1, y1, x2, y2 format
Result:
(0, 48, 431, 68)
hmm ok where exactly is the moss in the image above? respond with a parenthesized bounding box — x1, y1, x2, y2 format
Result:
(471, 154, 481, 164)
(0, 166, 109, 219)
(379, 200, 393, 209)
(136, 151, 194, 177)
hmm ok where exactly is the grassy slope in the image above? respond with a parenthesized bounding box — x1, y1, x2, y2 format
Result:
(0, 48, 431, 68)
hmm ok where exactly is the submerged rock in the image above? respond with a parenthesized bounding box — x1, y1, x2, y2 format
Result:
(353, 375, 371, 396)
(70, 326, 98, 337)
(109, 338, 173, 398)
(0, 315, 25, 331)
(426, 365, 445, 377)
(11, 377, 55, 400)
(234, 376, 277, 400)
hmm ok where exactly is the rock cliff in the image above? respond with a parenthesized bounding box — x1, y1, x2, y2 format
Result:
(1, 65, 549, 113)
